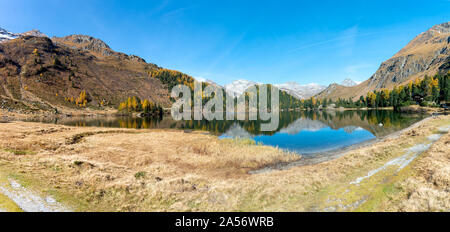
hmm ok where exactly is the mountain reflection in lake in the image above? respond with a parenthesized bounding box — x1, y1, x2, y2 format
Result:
(31, 110, 425, 155)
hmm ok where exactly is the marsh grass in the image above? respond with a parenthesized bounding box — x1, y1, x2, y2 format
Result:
(0, 122, 300, 211)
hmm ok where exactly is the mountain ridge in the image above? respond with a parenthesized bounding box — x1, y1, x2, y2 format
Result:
(0, 32, 171, 113)
(341, 78, 360, 87)
(2, 22, 449, 113)
(0, 27, 47, 43)
(221, 79, 326, 100)
(274, 82, 326, 99)
(224, 79, 260, 97)
(316, 22, 450, 100)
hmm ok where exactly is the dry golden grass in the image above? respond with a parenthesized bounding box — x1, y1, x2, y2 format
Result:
(0, 121, 299, 211)
(0, 115, 448, 212)
(392, 132, 450, 211)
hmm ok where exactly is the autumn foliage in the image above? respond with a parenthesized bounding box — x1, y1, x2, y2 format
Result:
(64, 90, 89, 108)
(118, 96, 163, 116)
(150, 69, 195, 91)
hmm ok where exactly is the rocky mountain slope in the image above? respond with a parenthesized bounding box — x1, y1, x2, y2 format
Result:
(0, 30, 172, 113)
(52, 35, 145, 62)
(317, 22, 450, 100)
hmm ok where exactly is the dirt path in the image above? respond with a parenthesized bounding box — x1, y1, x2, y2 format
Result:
(318, 126, 449, 212)
(0, 178, 71, 212)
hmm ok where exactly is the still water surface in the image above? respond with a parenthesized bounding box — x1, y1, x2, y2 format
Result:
(29, 110, 425, 155)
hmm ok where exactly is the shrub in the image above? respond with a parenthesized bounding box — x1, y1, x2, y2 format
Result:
(134, 171, 146, 179)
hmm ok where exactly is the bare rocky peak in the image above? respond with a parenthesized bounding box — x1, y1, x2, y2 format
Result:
(431, 22, 450, 34)
(21, 29, 48, 38)
(368, 22, 450, 89)
(128, 54, 146, 63)
(421, 22, 450, 39)
(417, 22, 450, 42)
(52, 35, 112, 56)
(399, 22, 450, 53)
(65, 35, 110, 49)
(52, 34, 146, 62)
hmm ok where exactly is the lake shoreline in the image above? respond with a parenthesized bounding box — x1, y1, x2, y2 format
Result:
(2, 108, 430, 163)
(2, 104, 444, 122)
(250, 116, 434, 174)
(0, 114, 448, 211)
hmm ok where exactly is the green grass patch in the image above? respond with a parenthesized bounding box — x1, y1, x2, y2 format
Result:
(0, 192, 22, 212)
(134, 171, 146, 179)
(2, 148, 36, 156)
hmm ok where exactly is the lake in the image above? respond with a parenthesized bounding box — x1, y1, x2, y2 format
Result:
(28, 110, 425, 156)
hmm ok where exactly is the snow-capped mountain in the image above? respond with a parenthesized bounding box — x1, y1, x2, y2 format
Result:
(224, 79, 260, 97)
(275, 82, 326, 99)
(194, 78, 262, 97)
(223, 79, 326, 99)
(340, 78, 360, 87)
(195, 77, 220, 86)
(0, 27, 47, 43)
(0, 27, 20, 43)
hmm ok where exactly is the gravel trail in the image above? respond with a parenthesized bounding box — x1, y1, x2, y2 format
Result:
(0, 179, 71, 212)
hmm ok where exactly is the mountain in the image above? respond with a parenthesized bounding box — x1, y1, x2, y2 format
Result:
(0, 27, 309, 113)
(0, 28, 47, 43)
(275, 82, 326, 99)
(0, 28, 20, 43)
(21, 29, 47, 38)
(340, 78, 360, 87)
(316, 22, 450, 100)
(52, 35, 144, 61)
(196, 77, 220, 87)
(0, 30, 179, 113)
(223, 80, 326, 100)
(224, 79, 260, 97)
(5, 22, 449, 112)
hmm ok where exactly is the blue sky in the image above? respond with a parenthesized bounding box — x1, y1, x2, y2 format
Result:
(1, 0, 449, 86)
